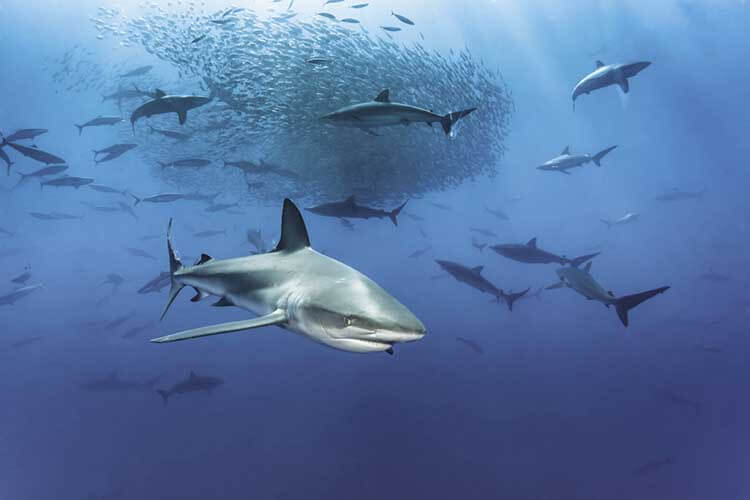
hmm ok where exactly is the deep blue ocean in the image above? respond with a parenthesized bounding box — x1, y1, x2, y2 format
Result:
(1, 1, 749, 499)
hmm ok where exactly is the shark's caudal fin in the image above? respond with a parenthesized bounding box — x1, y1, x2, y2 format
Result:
(157, 389, 170, 405)
(592, 145, 617, 166)
(501, 288, 530, 311)
(130, 193, 142, 206)
(160, 218, 185, 320)
(567, 252, 601, 268)
(600, 219, 612, 229)
(440, 108, 477, 136)
(75, 124, 84, 136)
(388, 200, 408, 226)
(615, 286, 670, 327)
(274, 199, 310, 252)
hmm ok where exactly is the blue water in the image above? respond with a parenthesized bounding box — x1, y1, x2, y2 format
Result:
(2, 1, 749, 499)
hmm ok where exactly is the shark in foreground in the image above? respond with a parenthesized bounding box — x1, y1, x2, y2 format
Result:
(151, 199, 426, 354)
(547, 262, 669, 326)
(321, 89, 476, 137)
(130, 90, 211, 131)
(572, 60, 651, 107)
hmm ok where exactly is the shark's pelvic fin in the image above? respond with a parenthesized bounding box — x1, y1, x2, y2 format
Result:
(274, 199, 310, 252)
(150, 309, 288, 343)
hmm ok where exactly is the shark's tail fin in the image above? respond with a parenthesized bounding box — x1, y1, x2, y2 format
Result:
(600, 219, 612, 229)
(75, 124, 83, 136)
(592, 145, 617, 166)
(567, 252, 601, 268)
(501, 288, 530, 311)
(157, 161, 167, 169)
(615, 286, 670, 327)
(389, 200, 408, 226)
(440, 108, 476, 137)
(147, 125, 154, 134)
(160, 219, 185, 321)
(157, 389, 170, 405)
(130, 193, 142, 206)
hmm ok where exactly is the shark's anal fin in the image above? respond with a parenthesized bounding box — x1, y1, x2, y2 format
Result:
(151, 309, 287, 343)
(212, 297, 234, 307)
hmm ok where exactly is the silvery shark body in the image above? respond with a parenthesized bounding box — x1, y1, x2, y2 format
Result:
(130, 90, 211, 130)
(152, 199, 426, 354)
(572, 60, 651, 106)
(537, 145, 617, 174)
(321, 89, 476, 137)
(549, 262, 669, 326)
(0, 283, 43, 306)
(601, 212, 639, 229)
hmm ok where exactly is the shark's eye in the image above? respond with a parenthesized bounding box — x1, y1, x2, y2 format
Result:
(345, 316, 354, 327)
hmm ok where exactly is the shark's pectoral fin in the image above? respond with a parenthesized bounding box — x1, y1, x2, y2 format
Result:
(617, 74, 629, 93)
(177, 110, 187, 125)
(151, 309, 287, 343)
(545, 281, 566, 290)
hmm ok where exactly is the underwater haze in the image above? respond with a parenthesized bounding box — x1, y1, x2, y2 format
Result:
(1, 0, 749, 499)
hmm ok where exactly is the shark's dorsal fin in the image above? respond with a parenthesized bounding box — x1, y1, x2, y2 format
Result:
(561, 146, 570, 155)
(472, 265, 483, 274)
(155, 89, 166, 98)
(607, 291, 614, 297)
(345, 195, 356, 205)
(190, 371, 196, 378)
(194, 253, 213, 265)
(274, 199, 310, 252)
(374, 89, 390, 102)
(527, 237, 537, 248)
(583, 262, 592, 273)
(595, 60, 605, 68)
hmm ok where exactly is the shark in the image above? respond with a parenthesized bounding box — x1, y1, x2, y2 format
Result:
(537, 145, 617, 174)
(547, 261, 669, 326)
(321, 89, 476, 137)
(130, 90, 211, 131)
(572, 60, 651, 107)
(151, 199, 426, 354)
(601, 212, 639, 229)
(0, 283, 43, 306)
(435, 259, 526, 310)
(157, 371, 224, 405)
(490, 238, 600, 267)
(306, 196, 408, 226)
